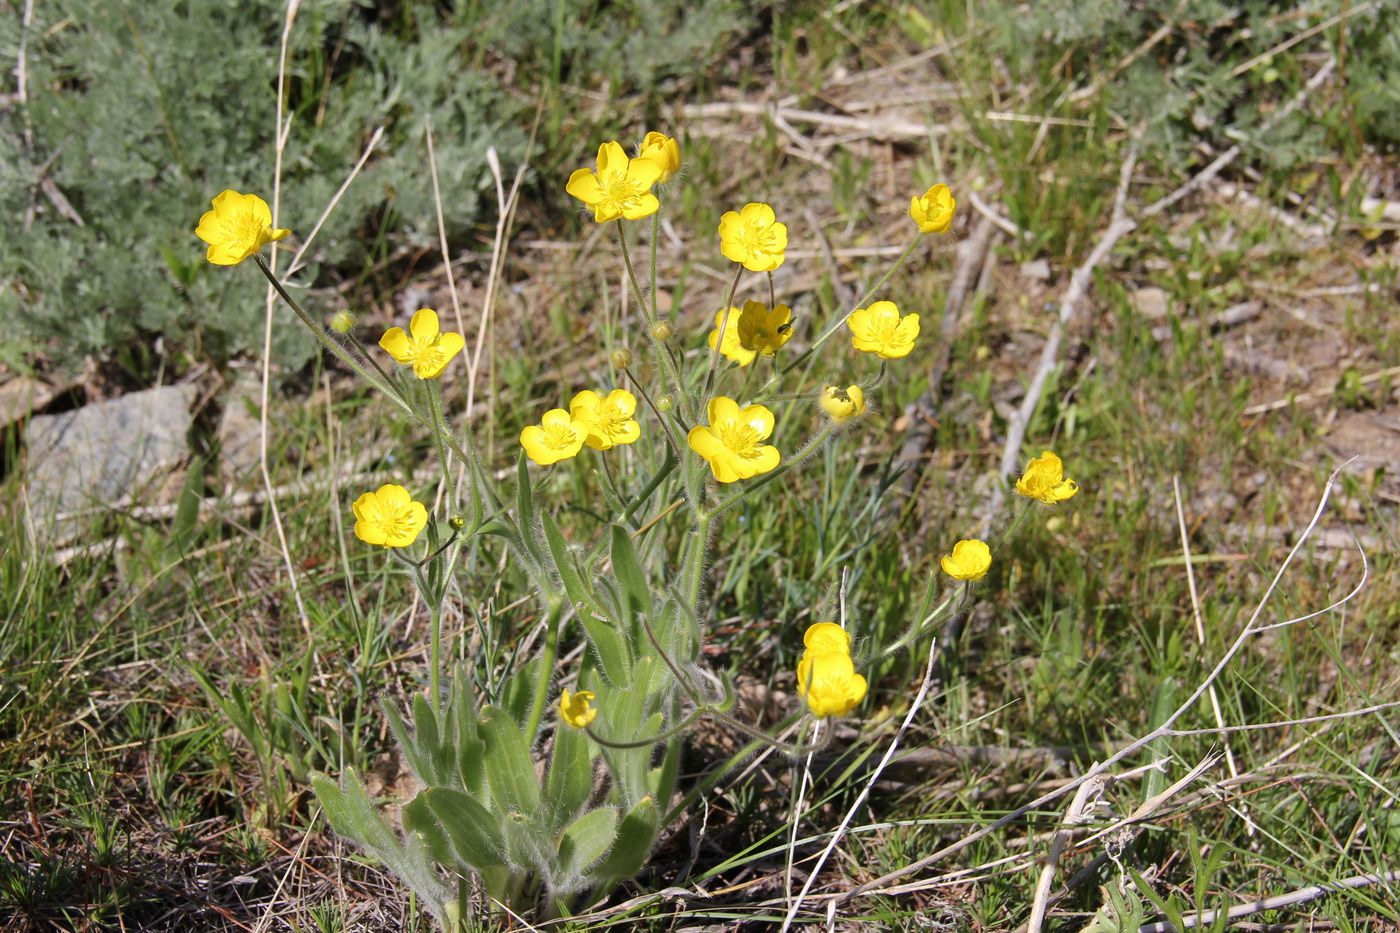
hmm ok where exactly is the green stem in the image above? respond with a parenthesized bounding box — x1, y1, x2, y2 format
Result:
(426, 381, 456, 502)
(254, 255, 415, 417)
(619, 222, 693, 422)
(683, 514, 712, 612)
(649, 211, 660, 325)
(524, 601, 564, 742)
(586, 709, 704, 749)
(762, 233, 923, 394)
(623, 365, 683, 456)
(429, 598, 443, 717)
(661, 711, 806, 825)
(702, 264, 745, 401)
(878, 590, 959, 660)
(616, 220, 656, 326)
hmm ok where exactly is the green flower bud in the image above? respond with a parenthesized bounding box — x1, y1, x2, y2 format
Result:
(611, 348, 633, 369)
(656, 394, 673, 413)
(651, 322, 674, 342)
(448, 515, 466, 530)
(330, 310, 355, 334)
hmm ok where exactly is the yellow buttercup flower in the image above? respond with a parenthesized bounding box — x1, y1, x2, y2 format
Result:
(819, 384, 865, 423)
(520, 409, 589, 466)
(569, 388, 641, 450)
(566, 140, 662, 223)
(559, 688, 597, 729)
(802, 621, 852, 656)
(707, 308, 757, 368)
(847, 300, 920, 359)
(195, 190, 291, 266)
(1015, 450, 1079, 503)
(940, 539, 992, 581)
(636, 131, 682, 184)
(797, 649, 868, 719)
(718, 202, 787, 272)
(910, 183, 957, 234)
(379, 308, 466, 379)
(686, 396, 780, 483)
(352, 484, 428, 548)
(736, 300, 793, 356)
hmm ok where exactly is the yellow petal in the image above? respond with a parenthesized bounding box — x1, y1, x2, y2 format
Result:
(566, 168, 603, 205)
(605, 389, 637, 418)
(803, 621, 851, 655)
(379, 327, 413, 363)
(409, 308, 440, 343)
(706, 396, 740, 426)
(738, 403, 775, 441)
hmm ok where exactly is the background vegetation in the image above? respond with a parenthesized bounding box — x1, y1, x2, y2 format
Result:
(3, 0, 1397, 929)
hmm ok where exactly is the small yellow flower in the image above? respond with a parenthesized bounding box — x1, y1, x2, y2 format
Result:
(718, 202, 788, 272)
(566, 140, 662, 223)
(195, 190, 291, 266)
(736, 300, 793, 356)
(379, 308, 466, 379)
(636, 131, 682, 184)
(1015, 450, 1079, 503)
(707, 308, 757, 368)
(559, 688, 597, 729)
(940, 539, 992, 581)
(352, 484, 428, 548)
(686, 396, 781, 484)
(910, 183, 957, 234)
(520, 409, 589, 466)
(569, 389, 641, 450)
(802, 621, 852, 656)
(847, 300, 920, 359)
(819, 384, 865, 423)
(797, 650, 868, 719)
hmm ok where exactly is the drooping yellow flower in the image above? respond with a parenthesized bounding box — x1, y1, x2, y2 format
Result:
(802, 621, 852, 656)
(636, 131, 682, 184)
(195, 190, 291, 266)
(718, 202, 787, 272)
(910, 183, 957, 234)
(520, 409, 589, 466)
(940, 539, 992, 581)
(819, 384, 865, 423)
(559, 688, 597, 729)
(686, 396, 780, 483)
(1015, 450, 1079, 503)
(566, 140, 662, 223)
(707, 308, 757, 368)
(797, 649, 868, 719)
(352, 484, 428, 548)
(736, 300, 793, 356)
(379, 308, 466, 379)
(570, 388, 641, 450)
(847, 300, 920, 359)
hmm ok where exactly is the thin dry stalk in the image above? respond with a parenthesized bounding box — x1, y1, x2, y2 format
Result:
(260, 0, 308, 635)
(1138, 870, 1400, 933)
(1025, 776, 1108, 933)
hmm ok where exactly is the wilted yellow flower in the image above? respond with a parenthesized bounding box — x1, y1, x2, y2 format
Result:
(940, 539, 991, 581)
(707, 308, 757, 368)
(566, 140, 662, 222)
(718, 202, 787, 272)
(570, 388, 641, 450)
(559, 688, 597, 729)
(803, 621, 852, 656)
(910, 183, 957, 234)
(847, 300, 920, 359)
(379, 308, 466, 379)
(737, 300, 793, 356)
(352, 483, 428, 548)
(195, 190, 291, 266)
(520, 409, 589, 466)
(819, 384, 865, 423)
(636, 131, 682, 184)
(797, 650, 868, 719)
(686, 396, 780, 483)
(1015, 450, 1079, 503)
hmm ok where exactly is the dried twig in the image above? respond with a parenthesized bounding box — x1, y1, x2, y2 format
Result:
(1138, 869, 1400, 932)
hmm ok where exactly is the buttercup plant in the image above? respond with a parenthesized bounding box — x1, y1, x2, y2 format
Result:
(198, 132, 1080, 925)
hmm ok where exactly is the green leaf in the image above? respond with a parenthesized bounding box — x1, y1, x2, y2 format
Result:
(650, 730, 681, 809)
(577, 606, 631, 689)
(557, 806, 617, 877)
(610, 523, 653, 619)
(479, 706, 542, 815)
(502, 655, 544, 728)
(544, 719, 593, 831)
(516, 452, 546, 565)
(542, 510, 591, 608)
(592, 795, 657, 884)
(420, 787, 508, 871)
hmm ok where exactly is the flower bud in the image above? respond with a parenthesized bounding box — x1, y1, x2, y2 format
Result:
(656, 394, 674, 413)
(611, 348, 633, 369)
(448, 515, 467, 530)
(819, 384, 866, 424)
(330, 310, 356, 334)
(651, 322, 674, 342)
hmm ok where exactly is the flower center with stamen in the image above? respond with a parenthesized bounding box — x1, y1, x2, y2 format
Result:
(544, 423, 577, 449)
(717, 421, 761, 457)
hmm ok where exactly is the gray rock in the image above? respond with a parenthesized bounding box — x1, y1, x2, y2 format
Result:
(1020, 259, 1052, 281)
(25, 384, 195, 534)
(219, 376, 265, 487)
